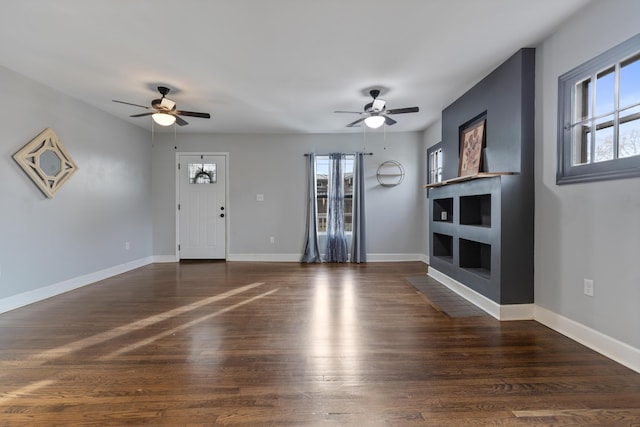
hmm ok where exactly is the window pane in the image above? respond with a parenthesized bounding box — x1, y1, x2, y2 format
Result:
(343, 155, 354, 232)
(315, 155, 354, 232)
(594, 114, 614, 162)
(316, 156, 328, 232)
(344, 156, 354, 194)
(188, 163, 216, 184)
(572, 123, 590, 165)
(429, 153, 434, 183)
(429, 151, 436, 184)
(619, 105, 640, 158)
(574, 78, 591, 123)
(428, 148, 443, 184)
(595, 67, 615, 115)
(344, 198, 352, 232)
(620, 54, 640, 109)
(317, 196, 327, 232)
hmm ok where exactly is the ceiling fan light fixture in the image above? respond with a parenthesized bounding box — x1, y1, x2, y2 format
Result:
(152, 113, 176, 126)
(364, 115, 385, 129)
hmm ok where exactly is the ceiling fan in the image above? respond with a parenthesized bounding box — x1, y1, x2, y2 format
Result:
(335, 89, 419, 128)
(113, 86, 210, 126)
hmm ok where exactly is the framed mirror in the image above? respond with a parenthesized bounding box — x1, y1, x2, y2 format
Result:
(13, 128, 78, 198)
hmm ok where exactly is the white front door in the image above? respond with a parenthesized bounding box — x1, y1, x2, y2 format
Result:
(178, 154, 227, 259)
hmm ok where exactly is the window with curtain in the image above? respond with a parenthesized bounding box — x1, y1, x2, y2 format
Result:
(301, 152, 366, 264)
(315, 154, 354, 233)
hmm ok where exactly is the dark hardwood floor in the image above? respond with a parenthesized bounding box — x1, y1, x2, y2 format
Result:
(0, 261, 639, 426)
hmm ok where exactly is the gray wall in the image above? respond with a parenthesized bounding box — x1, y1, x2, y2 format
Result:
(0, 64, 152, 300)
(536, 0, 640, 348)
(151, 132, 426, 260)
(422, 120, 443, 258)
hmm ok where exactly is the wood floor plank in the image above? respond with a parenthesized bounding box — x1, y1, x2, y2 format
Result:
(0, 261, 639, 426)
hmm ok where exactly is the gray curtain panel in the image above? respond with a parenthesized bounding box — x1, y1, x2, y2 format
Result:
(350, 152, 367, 263)
(325, 153, 348, 262)
(300, 153, 321, 263)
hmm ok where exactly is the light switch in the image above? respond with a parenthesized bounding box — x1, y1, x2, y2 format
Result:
(257, 194, 264, 201)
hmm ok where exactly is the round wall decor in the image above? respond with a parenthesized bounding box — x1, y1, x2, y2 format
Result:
(376, 160, 405, 187)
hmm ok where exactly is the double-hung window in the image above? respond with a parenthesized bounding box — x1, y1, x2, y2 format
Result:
(557, 33, 640, 184)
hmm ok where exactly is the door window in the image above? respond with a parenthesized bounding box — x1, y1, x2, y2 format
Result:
(188, 163, 217, 184)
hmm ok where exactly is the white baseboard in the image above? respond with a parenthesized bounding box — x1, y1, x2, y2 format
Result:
(153, 255, 179, 263)
(427, 267, 639, 374)
(0, 256, 153, 315)
(367, 253, 427, 262)
(534, 306, 640, 374)
(227, 253, 301, 262)
(227, 253, 429, 263)
(427, 267, 534, 320)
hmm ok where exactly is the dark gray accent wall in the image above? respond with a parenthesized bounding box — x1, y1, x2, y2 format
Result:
(430, 48, 535, 305)
(441, 48, 535, 179)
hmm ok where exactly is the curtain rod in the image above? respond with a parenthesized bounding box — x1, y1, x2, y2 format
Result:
(304, 152, 373, 156)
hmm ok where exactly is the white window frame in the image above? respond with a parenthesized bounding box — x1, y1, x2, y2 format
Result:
(428, 144, 443, 185)
(557, 33, 640, 184)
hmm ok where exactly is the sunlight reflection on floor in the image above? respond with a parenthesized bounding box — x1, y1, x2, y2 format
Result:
(0, 282, 274, 403)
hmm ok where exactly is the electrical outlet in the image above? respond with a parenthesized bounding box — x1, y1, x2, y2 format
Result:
(125, 242, 130, 250)
(270, 236, 275, 244)
(584, 279, 594, 297)
(257, 194, 264, 202)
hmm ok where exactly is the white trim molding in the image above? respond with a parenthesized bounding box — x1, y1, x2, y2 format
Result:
(227, 253, 301, 262)
(0, 257, 153, 315)
(227, 253, 429, 263)
(367, 253, 427, 263)
(427, 267, 640, 374)
(427, 267, 534, 320)
(535, 306, 640, 374)
(153, 255, 179, 263)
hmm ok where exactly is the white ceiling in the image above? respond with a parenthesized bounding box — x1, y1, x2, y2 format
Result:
(0, 0, 590, 134)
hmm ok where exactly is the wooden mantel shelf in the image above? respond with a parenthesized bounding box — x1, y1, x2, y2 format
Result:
(424, 172, 515, 188)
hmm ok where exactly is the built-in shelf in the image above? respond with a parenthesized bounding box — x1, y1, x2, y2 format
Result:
(432, 233, 453, 262)
(459, 238, 491, 279)
(433, 197, 453, 222)
(429, 176, 498, 298)
(460, 194, 491, 227)
(428, 167, 532, 305)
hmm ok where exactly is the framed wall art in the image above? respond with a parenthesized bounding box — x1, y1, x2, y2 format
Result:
(13, 128, 78, 198)
(458, 119, 486, 177)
